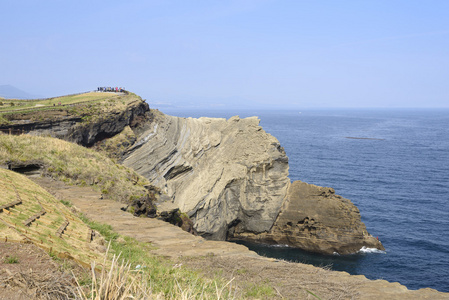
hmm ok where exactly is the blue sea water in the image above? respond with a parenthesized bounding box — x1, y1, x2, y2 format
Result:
(161, 107, 449, 292)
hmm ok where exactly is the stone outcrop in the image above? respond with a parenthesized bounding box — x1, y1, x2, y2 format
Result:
(122, 112, 291, 240)
(232, 181, 384, 254)
(66, 99, 149, 146)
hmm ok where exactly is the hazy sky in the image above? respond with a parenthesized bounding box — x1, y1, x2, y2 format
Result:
(2, 1, 448, 109)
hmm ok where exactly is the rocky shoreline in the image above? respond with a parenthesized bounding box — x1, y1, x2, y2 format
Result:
(231, 181, 384, 255)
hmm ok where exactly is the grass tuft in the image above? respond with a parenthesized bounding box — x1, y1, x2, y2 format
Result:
(4, 255, 19, 264)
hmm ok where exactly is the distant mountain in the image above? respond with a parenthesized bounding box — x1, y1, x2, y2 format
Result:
(0, 85, 39, 99)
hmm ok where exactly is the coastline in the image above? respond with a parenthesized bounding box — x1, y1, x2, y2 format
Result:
(32, 176, 448, 299)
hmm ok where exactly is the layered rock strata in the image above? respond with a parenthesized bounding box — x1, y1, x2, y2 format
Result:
(122, 110, 384, 254)
(0, 97, 149, 147)
(122, 112, 291, 240)
(232, 181, 384, 254)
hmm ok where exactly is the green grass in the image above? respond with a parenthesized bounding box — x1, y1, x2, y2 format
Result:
(244, 282, 275, 298)
(60, 199, 72, 207)
(78, 215, 236, 299)
(4, 255, 19, 264)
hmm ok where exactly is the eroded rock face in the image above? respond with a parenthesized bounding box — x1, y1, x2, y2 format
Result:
(122, 112, 291, 240)
(0, 98, 149, 147)
(232, 181, 385, 254)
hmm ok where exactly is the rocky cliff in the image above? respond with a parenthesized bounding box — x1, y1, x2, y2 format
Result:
(2, 92, 385, 254)
(122, 112, 291, 240)
(0, 93, 149, 147)
(121, 109, 384, 254)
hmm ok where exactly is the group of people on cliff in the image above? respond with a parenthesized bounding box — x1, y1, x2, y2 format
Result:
(97, 87, 125, 93)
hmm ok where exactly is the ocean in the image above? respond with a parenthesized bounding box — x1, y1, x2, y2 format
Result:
(160, 107, 449, 292)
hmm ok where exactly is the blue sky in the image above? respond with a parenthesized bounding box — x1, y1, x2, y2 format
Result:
(1, 0, 448, 109)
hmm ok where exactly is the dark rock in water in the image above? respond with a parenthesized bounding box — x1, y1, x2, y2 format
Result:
(231, 181, 384, 255)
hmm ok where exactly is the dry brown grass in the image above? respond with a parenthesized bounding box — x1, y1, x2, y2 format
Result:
(74, 243, 238, 300)
(0, 92, 121, 113)
(0, 170, 238, 299)
(0, 92, 143, 127)
(1, 270, 77, 299)
(93, 126, 137, 160)
(0, 168, 104, 265)
(76, 245, 158, 300)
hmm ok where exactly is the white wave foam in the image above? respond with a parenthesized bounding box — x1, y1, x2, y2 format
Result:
(358, 246, 386, 254)
(271, 244, 290, 248)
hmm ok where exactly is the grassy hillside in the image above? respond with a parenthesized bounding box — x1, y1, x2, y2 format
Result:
(0, 92, 118, 113)
(0, 168, 238, 299)
(0, 91, 144, 126)
(0, 168, 103, 265)
(0, 134, 151, 203)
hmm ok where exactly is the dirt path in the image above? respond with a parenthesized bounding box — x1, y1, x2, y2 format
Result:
(31, 176, 448, 300)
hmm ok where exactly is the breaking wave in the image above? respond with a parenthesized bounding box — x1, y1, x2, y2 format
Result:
(358, 246, 386, 254)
